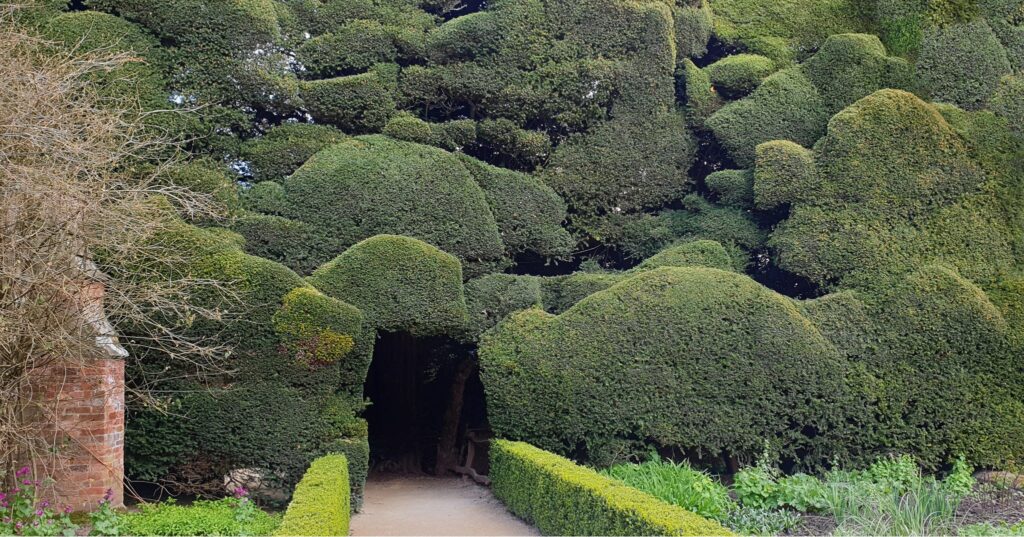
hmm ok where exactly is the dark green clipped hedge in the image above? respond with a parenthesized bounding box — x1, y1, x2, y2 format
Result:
(543, 112, 696, 215)
(680, 59, 722, 127)
(480, 267, 854, 468)
(275, 454, 350, 536)
(457, 155, 573, 260)
(539, 273, 625, 315)
(706, 68, 828, 167)
(801, 33, 914, 114)
(665, 195, 767, 252)
(705, 169, 754, 209)
(231, 212, 343, 275)
(490, 440, 734, 536)
(753, 140, 818, 210)
(633, 240, 737, 273)
(672, 0, 714, 60)
(463, 274, 543, 340)
(308, 234, 468, 337)
(705, 54, 776, 99)
(991, 75, 1023, 138)
(295, 20, 397, 78)
(274, 135, 505, 276)
(300, 72, 397, 133)
(766, 89, 1012, 291)
(917, 20, 1012, 110)
(237, 124, 347, 183)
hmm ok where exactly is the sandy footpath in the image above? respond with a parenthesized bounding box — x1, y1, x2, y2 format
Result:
(349, 475, 539, 536)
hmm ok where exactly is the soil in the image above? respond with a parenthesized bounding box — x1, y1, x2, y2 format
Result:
(349, 474, 538, 536)
(956, 486, 1024, 528)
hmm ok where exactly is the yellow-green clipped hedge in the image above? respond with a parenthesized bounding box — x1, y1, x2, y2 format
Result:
(275, 454, 350, 536)
(490, 440, 733, 536)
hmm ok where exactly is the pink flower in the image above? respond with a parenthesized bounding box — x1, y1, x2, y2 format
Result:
(15, 467, 30, 478)
(39, 500, 49, 508)
(21, 480, 32, 486)
(63, 505, 73, 514)
(232, 486, 248, 498)
(103, 488, 113, 502)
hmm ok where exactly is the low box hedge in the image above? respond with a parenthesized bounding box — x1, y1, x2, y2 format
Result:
(275, 453, 350, 536)
(490, 440, 734, 536)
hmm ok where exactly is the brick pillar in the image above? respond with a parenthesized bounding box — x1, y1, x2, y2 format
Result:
(33, 358, 125, 510)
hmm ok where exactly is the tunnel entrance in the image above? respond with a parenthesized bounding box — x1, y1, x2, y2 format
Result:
(363, 332, 489, 476)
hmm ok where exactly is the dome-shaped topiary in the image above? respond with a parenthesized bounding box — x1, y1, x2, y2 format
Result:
(307, 235, 469, 337)
(917, 19, 1012, 110)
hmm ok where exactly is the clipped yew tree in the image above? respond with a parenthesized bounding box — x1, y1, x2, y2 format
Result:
(480, 267, 855, 468)
(308, 235, 468, 337)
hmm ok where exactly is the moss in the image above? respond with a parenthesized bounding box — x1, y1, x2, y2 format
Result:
(705, 169, 754, 208)
(705, 68, 828, 167)
(917, 20, 1012, 110)
(307, 235, 468, 337)
(300, 72, 397, 133)
(275, 454, 350, 536)
(633, 240, 737, 272)
(274, 136, 505, 276)
(753, 140, 818, 209)
(490, 440, 733, 536)
(801, 33, 915, 114)
(480, 267, 854, 468)
(295, 20, 398, 79)
(457, 155, 574, 260)
(543, 112, 696, 215)
(705, 54, 776, 99)
(237, 124, 348, 183)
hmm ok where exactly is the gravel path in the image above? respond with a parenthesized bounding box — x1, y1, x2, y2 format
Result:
(350, 475, 538, 536)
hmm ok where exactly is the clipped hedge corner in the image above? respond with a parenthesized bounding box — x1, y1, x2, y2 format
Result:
(490, 440, 733, 536)
(276, 453, 351, 536)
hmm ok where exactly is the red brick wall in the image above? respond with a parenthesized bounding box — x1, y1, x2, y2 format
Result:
(31, 359, 125, 510)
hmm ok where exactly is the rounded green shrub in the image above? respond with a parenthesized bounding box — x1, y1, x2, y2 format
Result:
(633, 240, 737, 272)
(666, 195, 767, 251)
(382, 114, 436, 145)
(916, 20, 1012, 110)
(272, 287, 363, 367)
(705, 169, 754, 209)
(463, 274, 543, 340)
(539, 273, 625, 314)
(307, 234, 468, 336)
(753, 140, 818, 209)
(480, 267, 854, 468)
(673, 1, 714, 60)
(979, 0, 1024, 72)
(300, 72, 396, 133)
(425, 11, 502, 62)
(705, 54, 776, 99)
(277, 135, 505, 275)
(238, 124, 348, 183)
(295, 20, 398, 78)
(475, 118, 552, 170)
(681, 59, 723, 127)
(801, 33, 915, 114)
(543, 112, 696, 215)
(231, 212, 344, 275)
(706, 68, 828, 167)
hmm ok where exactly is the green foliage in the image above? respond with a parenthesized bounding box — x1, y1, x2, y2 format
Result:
(237, 123, 347, 183)
(463, 274, 543, 340)
(665, 195, 767, 251)
(681, 59, 722, 127)
(295, 20, 397, 78)
(705, 54, 776, 99)
(480, 268, 854, 469)
(673, 1, 714, 60)
(490, 440, 734, 536)
(299, 72, 397, 133)
(709, 0, 867, 61)
(272, 287, 362, 367)
(823, 479, 962, 536)
(158, 160, 240, 217)
(275, 454, 350, 536)
(121, 498, 281, 536)
(917, 20, 1012, 110)
(230, 212, 342, 275)
(801, 33, 914, 114)
(706, 170, 754, 209)
(941, 456, 976, 498)
(721, 507, 800, 536)
(457, 155, 573, 260)
(706, 68, 828, 167)
(991, 74, 1024, 138)
(307, 235, 468, 337)
(538, 272, 625, 314)
(602, 457, 736, 521)
(633, 240, 737, 272)
(753, 140, 818, 209)
(475, 118, 552, 170)
(959, 522, 1024, 536)
(275, 136, 504, 275)
(543, 112, 696, 215)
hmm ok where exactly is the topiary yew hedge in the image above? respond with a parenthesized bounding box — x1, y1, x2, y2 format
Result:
(275, 454, 351, 536)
